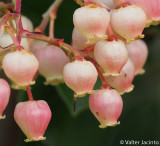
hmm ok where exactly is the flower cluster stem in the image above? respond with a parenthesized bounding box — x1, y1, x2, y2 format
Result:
(36, 0, 63, 33)
(49, 19, 54, 38)
(23, 32, 82, 58)
(26, 85, 34, 101)
(15, 0, 21, 14)
(116, 0, 126, 5)
(85, 57, 111, 89)
(107, 24, 118, 41)
(15, 0, 24, 44)
(6, 27, 19, 47)
(107, 24, 114, 37)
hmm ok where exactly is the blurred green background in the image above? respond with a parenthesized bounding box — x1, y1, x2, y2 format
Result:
(0, 0, 160, 146)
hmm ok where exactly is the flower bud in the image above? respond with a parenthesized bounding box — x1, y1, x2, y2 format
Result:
(89, 88, 123, 128)
(105, 59, 135, 95)
(3, 50, 39, 89)
(111, 5, 147, 42)
(14, 100, 51, 142)
(63, 59, 98, 97)
(73, 4, 110, 43)
(0, 79, 11, 119)
(36, 45, 70, 85)
(126, 39, 148, 75)
(94, 39, 128, 76)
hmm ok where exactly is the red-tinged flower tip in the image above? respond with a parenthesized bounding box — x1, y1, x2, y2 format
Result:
(36, 45, 70, 86)
(89, 88, 123, 128)
(94, 39, 128, 76)
(14, 100, 52, 142)
(0, 78, 11, 119)
(127, 0, 160, 27)
(73, 4, 110, 44)
(126, 39, 148, 75)
(2, 50, 39, 89)
(111, 5, 146, 42)
(63, 59, 98, 97)
(105, 59, 135, 95)
(30, 40, 48, 54)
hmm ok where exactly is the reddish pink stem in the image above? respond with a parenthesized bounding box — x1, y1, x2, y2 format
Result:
(116, 0, 126, 5)
(116, 0, 130, 8)
(49, 9, 57, 38)
(35, 16, 49, 33)
(0, 13, 18, 26)
(85, 57, 111, 89)
(36, 0, 62, 33)
(80, 46, 94, 55)
(107, 24, 114, 37)
(15, 0, 24, 44)
(107, 24, 118, 41)
(23, 32, 82, 58)
(49, 18, 54, 38)
(63, 42, 81, 58)
(6, 27, 19, 46)
(26, 85, 34, 101)
(16, 0, 21, 14)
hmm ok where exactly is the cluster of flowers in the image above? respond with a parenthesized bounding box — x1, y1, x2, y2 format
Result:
(0, 0, 159, 142)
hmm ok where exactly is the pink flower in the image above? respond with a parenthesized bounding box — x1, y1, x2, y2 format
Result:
(0, 78, 11, 119)
(63, 59, 98, 97)
(89, 88, 123, 128)
(14, 100, 52, 142)
(3, 50, 39, 89)
(127, 0, 160, 26)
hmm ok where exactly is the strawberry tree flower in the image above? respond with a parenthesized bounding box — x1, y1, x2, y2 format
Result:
(0, 0, 155, 138)
(94, 39, 128, 76)
(89, 88, 123, 128)
(0, 78, 11, 119)
(127, 0, 160, 27)
(111, 4, 147, 42)
(36, 45, 70, 85)
(63, 58, 98, 97)
(73, 4, 110, 43)
(2, 49, 39, 89)
(14, 100, 52, 142)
